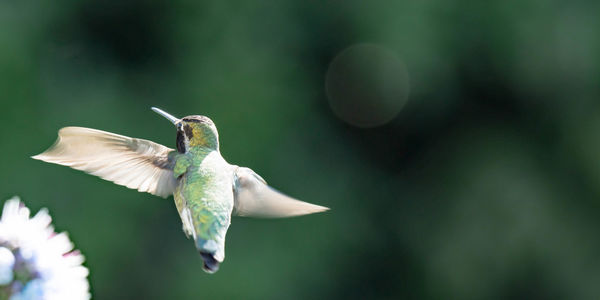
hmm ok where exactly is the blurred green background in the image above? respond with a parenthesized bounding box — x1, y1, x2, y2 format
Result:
(2, 0, 600, 299)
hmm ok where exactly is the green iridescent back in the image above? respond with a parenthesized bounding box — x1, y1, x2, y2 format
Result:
(171, 118, 234, 262)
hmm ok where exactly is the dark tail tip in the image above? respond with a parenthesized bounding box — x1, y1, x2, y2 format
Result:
(200, 252, 220, 274)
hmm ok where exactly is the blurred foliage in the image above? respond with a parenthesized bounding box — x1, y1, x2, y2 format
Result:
(1, 0, 600, 299)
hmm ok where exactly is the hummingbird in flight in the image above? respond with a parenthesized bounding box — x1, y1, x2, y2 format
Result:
(32, 107, 328, 273)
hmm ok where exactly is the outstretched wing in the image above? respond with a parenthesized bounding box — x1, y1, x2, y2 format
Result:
(233, 167, 329, 218)
(32, 126, 177, 198)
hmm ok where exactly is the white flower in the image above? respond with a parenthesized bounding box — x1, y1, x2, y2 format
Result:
(0, 197, 90, 300)
(0, 247, 15, 285)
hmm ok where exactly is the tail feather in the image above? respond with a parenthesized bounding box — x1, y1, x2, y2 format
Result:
(199, 252, 220, 273)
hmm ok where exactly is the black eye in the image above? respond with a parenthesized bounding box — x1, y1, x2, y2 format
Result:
(176, 131, 186, 153)
(183, 124, 194, 139)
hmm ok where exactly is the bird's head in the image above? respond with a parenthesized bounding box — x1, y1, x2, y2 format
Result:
(152, 107, 219, 153)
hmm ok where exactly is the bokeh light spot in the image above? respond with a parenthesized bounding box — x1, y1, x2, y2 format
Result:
(325, 44, 410, 128)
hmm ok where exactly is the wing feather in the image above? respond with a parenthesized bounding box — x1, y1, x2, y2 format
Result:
(32, 126, 177, 198)
(233, 167, 329, 218)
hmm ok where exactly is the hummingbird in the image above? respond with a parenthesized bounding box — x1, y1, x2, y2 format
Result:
(32, 107, 328, 273)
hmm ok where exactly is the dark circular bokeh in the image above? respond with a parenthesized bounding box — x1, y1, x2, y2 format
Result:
(325, 44, 410, 128)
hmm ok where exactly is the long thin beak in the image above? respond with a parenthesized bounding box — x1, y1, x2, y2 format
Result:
(151, 107, 180, 125)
